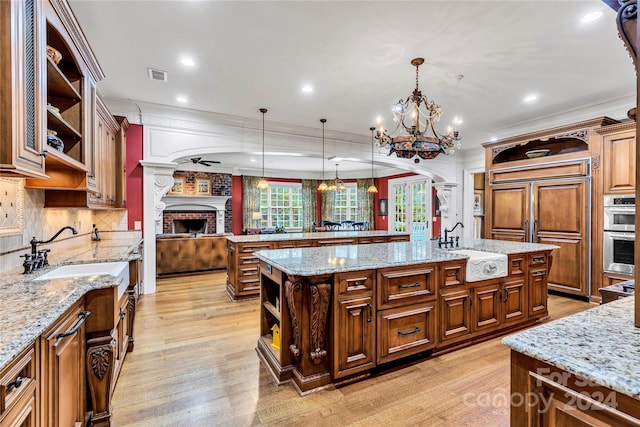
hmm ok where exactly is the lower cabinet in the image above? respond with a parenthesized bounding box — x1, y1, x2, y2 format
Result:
(41, 299, 88, 427)
(439, 288, 472, 344)
(471, 279, 527, 334)
(529, 266, 549, 318)
(377, 302, 436, 364)
(0, 345, 39, 427)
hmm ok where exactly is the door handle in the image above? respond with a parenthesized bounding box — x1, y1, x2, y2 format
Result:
(503, 288, 509, 303)
(366, 303, 372, 323)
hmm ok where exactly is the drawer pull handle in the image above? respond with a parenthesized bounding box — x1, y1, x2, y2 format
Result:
(398, 326, 421, 336)
(533, 271, 546, 277)
(366, 303, 372, 323)
(7, 376, 23, 392)
(120, 310, 126, 319)
(55, 311, 91, 346)
(398, 282, 421, 289)
(533, 257, 544, 264)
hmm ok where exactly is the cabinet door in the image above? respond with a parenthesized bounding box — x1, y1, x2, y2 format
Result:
(439, 289, 471, 343)
(502, 279, 527, 324)
(603, 130, 635, 194)
(332, 295, 375, 379)
(528, 268, 548, 318)
(42, 304, 88, 427)
(0, 0, 47, 178)
(471, 283, 501, 333)
(533, 179, 588, 296)
(489, 184, 530, 242)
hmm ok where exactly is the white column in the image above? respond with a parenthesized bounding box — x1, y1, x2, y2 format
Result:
(140, 161, 176, 294)
(216, 209, 225, 234)
(434, 182, 460, 238)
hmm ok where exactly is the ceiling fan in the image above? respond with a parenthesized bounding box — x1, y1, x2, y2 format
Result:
(181, 157, 221, 167)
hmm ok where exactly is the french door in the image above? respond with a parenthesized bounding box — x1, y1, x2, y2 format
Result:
(389, 177, 432, 238)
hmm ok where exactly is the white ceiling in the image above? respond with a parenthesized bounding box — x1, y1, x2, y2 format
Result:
(69, 0, 635, 176)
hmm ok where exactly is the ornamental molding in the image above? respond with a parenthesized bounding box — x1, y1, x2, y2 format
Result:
(594, 120, 637, 134)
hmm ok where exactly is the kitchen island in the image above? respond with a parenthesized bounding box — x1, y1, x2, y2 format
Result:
(226, 230, 410, 301)
(0, 231, 142, 426)
(254, 238, 557, 394)
(503, 296, 640, 426)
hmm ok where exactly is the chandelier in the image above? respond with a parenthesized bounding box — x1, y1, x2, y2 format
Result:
(376, 57, 462, 162)
(327, 164, 346, 191)
(257, 108, 269, 189)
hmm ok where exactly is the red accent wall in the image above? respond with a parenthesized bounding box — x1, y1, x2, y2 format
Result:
(232, 175, 243, 235)
(432, 187, 441, 239)
(125, 124, 143, 230)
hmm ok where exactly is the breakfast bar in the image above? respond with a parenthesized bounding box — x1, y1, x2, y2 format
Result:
(254, 238, 558, 394)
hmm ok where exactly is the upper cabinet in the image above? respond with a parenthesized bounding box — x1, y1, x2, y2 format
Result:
(0, 0, 47, 178)
(598, 122, 636, 195)
(3, 0, 128, 209)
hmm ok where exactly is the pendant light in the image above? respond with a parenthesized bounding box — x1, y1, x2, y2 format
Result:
(257, 108, 269, 189)
(318, 118, 328, 192)
(367, 126, 379, 193)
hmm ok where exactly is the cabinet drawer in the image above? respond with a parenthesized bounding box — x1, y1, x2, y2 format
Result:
(387, 235, 410, 242)
(378, 266, 435, 308)
(509, 255, 526, 276)
(377, 302, 436, 364)
(336, 271, 374, 295)
(239, 255, 259, 266)
(441, 261, 465, 288)
(529, 253, 547, 267)
(317, 238, 358, 246)
(358, 237, 386, 244)
(240, 243, 273, 253)
(0, 345, 37, 420)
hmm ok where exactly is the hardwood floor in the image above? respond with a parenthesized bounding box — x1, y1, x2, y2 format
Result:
(111, 272, 592, 427)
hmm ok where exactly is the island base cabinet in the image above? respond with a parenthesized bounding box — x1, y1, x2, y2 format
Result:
(439, 289, 472, 345)
(377, 302, 436, 364)
(41, 300, 88, 427)
(510, 351, 640, 427)
(332, 296, 375, 379)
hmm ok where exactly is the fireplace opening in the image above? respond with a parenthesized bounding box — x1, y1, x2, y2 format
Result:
(173, 219, 207, 234)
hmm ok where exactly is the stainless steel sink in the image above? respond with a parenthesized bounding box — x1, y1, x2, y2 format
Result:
(34, 262, 129, 297)
(450, 249, 508, 282)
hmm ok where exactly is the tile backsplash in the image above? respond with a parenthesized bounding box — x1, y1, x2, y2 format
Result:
(0, 179, 128, 272)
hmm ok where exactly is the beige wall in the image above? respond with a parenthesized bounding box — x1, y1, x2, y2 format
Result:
(0, 179, 128, 272)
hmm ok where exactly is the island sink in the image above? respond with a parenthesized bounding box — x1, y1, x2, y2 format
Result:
(34, 262, 130, 297)
(449, 249, 508, 282)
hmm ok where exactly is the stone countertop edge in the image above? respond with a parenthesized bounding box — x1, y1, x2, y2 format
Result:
(226, 230, 409, 243)
(0, 234, 143, 372)
(253, 239, 558, 276)
(502, 297, 640, 400)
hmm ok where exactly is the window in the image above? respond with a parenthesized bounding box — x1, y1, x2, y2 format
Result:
(333, 183, 358, 222)
(389, 177, 432, 237)
(259, 183, 303, 229)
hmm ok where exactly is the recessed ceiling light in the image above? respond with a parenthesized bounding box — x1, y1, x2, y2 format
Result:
(490, 137, 498, 142)
(581, 10, 603, 23)
(250, 158, 256, 162)
(523, 94, 538, 103)
(301, 84, 313, 94)
(180, 57, 196, 67)
(176, 96, 188, 103)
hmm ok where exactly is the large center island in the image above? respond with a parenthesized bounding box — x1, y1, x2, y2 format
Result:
(254, 238, 558, 394)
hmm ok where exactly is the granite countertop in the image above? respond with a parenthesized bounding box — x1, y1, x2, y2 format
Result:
(503, 297, 640, 399)
(0, 231, 143, 372)
(226, 230, 409, 243)
(254, 238, 558, 276)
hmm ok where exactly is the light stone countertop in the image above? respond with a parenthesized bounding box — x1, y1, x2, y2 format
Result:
(226, 230, 409, 243)
(503, 297, 640, 399)
(254, 238, 558, 276)
(0, 231, 142, 372)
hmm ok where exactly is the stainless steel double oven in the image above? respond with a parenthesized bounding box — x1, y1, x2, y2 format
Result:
(603, 195, 635, 275)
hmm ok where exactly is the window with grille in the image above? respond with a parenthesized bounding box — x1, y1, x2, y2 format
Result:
(258, 183, 303, 229)
(333, 183, 358, 222)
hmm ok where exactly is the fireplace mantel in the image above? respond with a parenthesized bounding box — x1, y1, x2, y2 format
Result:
(161, 195, 230, 212)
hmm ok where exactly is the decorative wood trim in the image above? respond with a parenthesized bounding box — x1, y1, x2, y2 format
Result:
(490, 129, 591, 160)
(126, 290, 136, 351)
(309, 283, 331, 363)
(86, 337, 115, 425)
(595, 120, 637, 135)
(617, 0, 638, 73)
(285, 279, 301, 358)
(592, 154, 601, 170)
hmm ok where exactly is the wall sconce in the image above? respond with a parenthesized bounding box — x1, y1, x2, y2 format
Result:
(378, 199, 388, 216)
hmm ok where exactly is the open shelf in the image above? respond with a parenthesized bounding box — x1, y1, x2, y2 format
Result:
(263, 301, 280, 320)
(47, 57, 81, 111)
(260, 334, 281, 362)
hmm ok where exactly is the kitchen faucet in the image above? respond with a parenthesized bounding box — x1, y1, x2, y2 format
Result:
(439, 222, 464, 248)
(22, 226, 78, 273)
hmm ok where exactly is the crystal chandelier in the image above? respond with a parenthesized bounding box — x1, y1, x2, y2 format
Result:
(376, 58, 462, 162)
(327, 164, 346, 191)
(257, 108, 269, 189)
(367, 127, 378, 193)
(318, 118, 329, 192)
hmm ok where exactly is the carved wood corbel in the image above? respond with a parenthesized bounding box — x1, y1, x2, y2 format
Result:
(86, 335, 116, 426)
(309, 283, 331, 363)
(284, 279, 302, 357)
(616, 0, 638, 72)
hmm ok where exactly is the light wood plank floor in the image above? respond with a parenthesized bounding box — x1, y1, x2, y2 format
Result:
(111, 272, 592, 427)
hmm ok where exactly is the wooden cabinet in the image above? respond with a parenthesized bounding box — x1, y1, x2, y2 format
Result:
(487, 165, 589, 297)
(41, 299, 88, 427)
(471, 279, 526, 334)
(602, 127, 635, 194)
(510, 351, 640, 427)
(0, 345, 39, 427)
(439, 288, 472, 344)
(0, 0, 47, 178)
(529, 265, 549, 318)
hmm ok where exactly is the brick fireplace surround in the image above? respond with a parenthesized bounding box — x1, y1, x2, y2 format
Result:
(162, 211, 217, 234)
